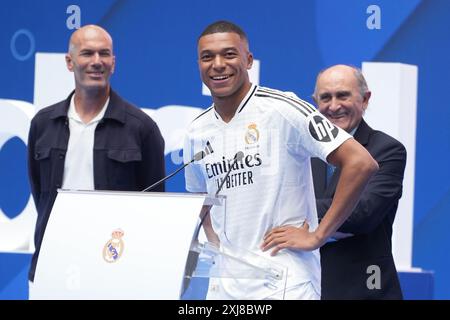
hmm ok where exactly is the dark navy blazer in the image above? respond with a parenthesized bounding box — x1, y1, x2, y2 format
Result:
(312, 119, 405, 299)
(27, 89, 165, 281)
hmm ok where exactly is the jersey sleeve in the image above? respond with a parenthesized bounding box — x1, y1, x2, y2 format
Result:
(183, 133, 207, 193)
(278, 93, 352, 162)
(302, 109, 352, 162)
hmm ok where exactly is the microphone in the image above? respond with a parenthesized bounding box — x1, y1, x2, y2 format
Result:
(141, 150, 206, 192)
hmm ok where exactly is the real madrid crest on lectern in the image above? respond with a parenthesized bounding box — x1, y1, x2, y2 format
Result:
(103, 229, 125, 263)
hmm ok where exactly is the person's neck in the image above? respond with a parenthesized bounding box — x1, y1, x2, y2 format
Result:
(73, 86, 110, 124)
(348, 120, 362, 136)
(213, 82, 252, 123)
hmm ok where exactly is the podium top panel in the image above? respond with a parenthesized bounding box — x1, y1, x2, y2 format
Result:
(56, 190, 227, 206)
(57, 189, 216, 198)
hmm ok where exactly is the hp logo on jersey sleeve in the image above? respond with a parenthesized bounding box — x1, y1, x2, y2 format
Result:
(308, 115, 339, 142)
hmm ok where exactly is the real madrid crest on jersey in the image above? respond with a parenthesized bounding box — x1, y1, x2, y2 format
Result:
(245, 123, 260, 144)
(103, 229, 125, 263)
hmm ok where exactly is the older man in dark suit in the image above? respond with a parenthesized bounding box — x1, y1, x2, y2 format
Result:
(311, 64, 406, 299)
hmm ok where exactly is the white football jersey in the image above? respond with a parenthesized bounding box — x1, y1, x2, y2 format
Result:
(184, 85, 351, 299)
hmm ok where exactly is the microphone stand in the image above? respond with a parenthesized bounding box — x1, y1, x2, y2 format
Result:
(141, 162, 188, 192)
(141, 150, 205, 192)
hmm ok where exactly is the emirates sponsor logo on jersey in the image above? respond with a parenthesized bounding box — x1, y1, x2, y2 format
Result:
(205, 153, 262, 178)
(205, 152, 262, 190)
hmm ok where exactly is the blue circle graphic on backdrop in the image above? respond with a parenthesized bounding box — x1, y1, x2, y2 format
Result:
(10, 29, 35, 61)
(0, 137, 30, 219)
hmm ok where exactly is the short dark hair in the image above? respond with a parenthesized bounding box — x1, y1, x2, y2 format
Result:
(198, 20, 248, 42)
(313, 64, 369, 99)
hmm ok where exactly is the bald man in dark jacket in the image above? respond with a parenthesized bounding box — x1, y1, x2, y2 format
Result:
(312, 65, 405, 299)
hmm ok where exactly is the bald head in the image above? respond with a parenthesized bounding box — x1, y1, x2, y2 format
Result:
(314, 64, 368, 100)
(68, 25, 113, 56)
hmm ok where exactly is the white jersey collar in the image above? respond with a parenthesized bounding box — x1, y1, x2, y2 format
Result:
(212, 84, 258, 124)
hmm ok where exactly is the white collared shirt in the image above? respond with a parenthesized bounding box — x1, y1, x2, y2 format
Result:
(61, 95, 109, 190)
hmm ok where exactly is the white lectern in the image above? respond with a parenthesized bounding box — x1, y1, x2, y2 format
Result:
(32, 190, 206, 299)
(32, 190, 287, 300)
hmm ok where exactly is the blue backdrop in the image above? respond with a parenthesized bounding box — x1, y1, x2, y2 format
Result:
(1, 0, 449, 299)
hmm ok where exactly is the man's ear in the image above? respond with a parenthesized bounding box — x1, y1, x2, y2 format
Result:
(246, 52, 253, 70)
(362, 91, 372, 110)
(65, 54, 73, 72)
(111, 55, 116, 74)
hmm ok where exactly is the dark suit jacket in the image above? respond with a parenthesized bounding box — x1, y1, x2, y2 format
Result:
(312, 119, 406, 300)
(27, 89, 165, 281)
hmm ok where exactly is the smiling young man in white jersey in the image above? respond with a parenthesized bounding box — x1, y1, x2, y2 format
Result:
(184, 20, 378, 299)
